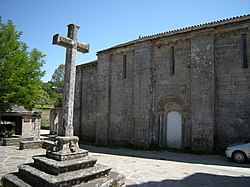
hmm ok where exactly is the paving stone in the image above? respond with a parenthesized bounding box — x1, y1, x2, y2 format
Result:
(2, 134, 250, 186)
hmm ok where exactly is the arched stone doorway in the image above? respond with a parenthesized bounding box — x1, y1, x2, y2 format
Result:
(157, 96, 187, 149)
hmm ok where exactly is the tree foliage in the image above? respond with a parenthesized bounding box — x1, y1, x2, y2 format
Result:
(0, 19, 46, 111)
(51, 64, 64, 83)
(43, 64, 64, 108)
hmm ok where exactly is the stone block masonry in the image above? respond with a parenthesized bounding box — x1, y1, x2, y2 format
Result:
(74, 61, 97, 142)
(73, 15, 250, 153)
(214, 26, 250, 151)
(190, 31, 215, 152)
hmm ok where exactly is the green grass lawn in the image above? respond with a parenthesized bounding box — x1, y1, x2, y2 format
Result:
(34, 104, 54, 109)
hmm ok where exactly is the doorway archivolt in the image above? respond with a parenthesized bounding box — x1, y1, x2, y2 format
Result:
(157, 96, 186, 148)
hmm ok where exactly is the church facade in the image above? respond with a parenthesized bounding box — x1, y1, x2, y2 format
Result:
(73, 15, 250, 152)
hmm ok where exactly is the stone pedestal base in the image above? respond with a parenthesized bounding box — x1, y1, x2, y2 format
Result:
(46, 136, 88, 161)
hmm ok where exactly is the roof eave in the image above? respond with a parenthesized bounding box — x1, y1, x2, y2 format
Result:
(97, 14, 250, 54)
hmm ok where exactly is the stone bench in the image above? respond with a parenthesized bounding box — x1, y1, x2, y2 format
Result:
(19, 140, 44, 150)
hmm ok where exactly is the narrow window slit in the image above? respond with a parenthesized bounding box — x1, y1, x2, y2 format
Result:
(170, 46, 175, 74)
(242, 34, 248, 68)
(123, 55, 127, 79)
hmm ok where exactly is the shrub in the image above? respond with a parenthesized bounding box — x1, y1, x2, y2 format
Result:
(0, 128, 14, 138)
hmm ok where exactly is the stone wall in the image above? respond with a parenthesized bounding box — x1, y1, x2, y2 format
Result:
(108, 49, 135, 146)
(74, 62, 97, 141)
(214, 24, 250, 151)
(21, 116, 41, 139)
(95, 53, 110, 145)
(190, 31, 215, 152)
(132, 42, 152, 147)
(152, 35, 192, 149)
(75, 16, 250, 152)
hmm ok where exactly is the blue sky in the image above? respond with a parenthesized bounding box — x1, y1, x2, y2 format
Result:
(1, 0, 249, 82)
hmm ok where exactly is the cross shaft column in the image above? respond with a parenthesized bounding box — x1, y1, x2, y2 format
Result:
(47, 23, 89, 161)
(60, 24, 79, 136)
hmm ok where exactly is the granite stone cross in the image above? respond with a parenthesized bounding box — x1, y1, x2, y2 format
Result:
(52, 24, 89, 137)
(47, 24, 89, 161)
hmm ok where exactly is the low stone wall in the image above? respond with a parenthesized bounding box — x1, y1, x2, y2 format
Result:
(19, 140, 44, 150)
(1, 137, 20, 146)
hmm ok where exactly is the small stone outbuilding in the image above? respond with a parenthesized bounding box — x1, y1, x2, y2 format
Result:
(0, 105, 41, 141)
(73, 15, 250, 153)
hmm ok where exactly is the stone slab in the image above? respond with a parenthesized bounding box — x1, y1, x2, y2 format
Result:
(2, 173, 32, 187)
(46, 149, 88, 161)
(1, 173, 32, 187)
(75, 171, 126, 187)
(2, 137, 20, 146)
(18, 163, 111, 187)
(20, 137, 35, 141)
(19, 140, 44, 150)
(33, 155, 97, 175)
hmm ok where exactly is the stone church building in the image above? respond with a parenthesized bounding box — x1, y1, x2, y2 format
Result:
(73, 15, 250, 153)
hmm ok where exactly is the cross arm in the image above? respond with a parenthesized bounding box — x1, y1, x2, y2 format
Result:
(52, 34, 89, 54)
(52, 34, 74, 48)
(77, 42, 89, 53)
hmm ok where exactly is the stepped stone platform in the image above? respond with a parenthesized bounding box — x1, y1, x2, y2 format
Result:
(2, 145, 125, 187)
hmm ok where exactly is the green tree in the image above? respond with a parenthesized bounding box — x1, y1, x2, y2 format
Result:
(0, 19, 46, 111)
(51, 64, 64, 83)
(43, 64, 64, 108)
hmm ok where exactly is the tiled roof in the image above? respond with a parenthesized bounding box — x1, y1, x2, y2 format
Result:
(0, 105, 41, 117)
(8, 105, 28, 113)
(140, 14, 250, 39)
(98, 14, 250, 53)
